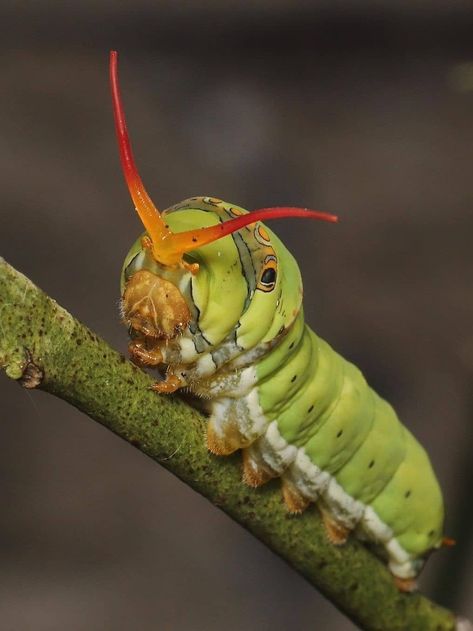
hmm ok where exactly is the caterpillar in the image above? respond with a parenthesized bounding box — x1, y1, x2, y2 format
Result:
(110, 51, 447, 592)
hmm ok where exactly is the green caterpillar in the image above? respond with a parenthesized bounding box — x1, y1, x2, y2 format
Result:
(110, 51, 446, 591)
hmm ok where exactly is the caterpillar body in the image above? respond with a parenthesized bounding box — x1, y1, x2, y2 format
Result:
(110, 52, 445, 591)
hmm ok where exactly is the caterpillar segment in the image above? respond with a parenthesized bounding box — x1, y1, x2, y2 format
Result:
(111, 51, 445, 593)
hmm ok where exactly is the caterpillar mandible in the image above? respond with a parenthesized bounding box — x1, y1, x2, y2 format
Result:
(110, 51, 447, 592)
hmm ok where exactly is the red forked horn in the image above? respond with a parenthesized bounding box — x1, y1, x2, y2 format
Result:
(110, 50, 338, 269)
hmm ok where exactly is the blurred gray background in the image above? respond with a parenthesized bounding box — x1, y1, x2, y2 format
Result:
(1, 2, 473, 629)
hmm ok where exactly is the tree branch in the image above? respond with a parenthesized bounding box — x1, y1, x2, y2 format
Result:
(0, 257, 469, 631)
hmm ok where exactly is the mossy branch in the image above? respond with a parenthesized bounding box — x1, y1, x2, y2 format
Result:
(0, 257, 469, 631)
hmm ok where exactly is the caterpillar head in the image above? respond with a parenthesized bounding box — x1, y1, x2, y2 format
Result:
(111, 51, 337, 348)
(122, 268, 191, 340)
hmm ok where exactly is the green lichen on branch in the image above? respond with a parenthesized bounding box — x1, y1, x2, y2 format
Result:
(0, 257, 466, 631)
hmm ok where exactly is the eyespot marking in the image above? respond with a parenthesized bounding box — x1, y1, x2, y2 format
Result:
(261, 268, 277, 286)
(257, 224, 271, 242)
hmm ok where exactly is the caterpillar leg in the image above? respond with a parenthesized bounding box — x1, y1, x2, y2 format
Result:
(207, 417, 247, 455)
(207, 392, 270, 456)
(281, 477, 310, 514)
(151, 373, 183, 393)
(242, 421, 298, 488)
(393, 576, 417, 593)
(128, 340, 163, 366)
(242, 447, 275, 487)
(128, 339, 183, 393)
(319, 506, 351, 545)
(207, 398, 258, 455)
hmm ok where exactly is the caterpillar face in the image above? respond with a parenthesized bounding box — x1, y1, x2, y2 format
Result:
(122, 269, 191, 340)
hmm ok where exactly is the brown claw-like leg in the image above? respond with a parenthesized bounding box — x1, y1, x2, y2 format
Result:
(319, 506, 350, 545)
(207, 419, 242, 455)
(281, 478, 310, 514)
(128, 339, 183, 393)
(394, 576, 418, 592)
(151, 373, 183, 394)
(128, 340, 164, 367)
(241, 448, 274, 487)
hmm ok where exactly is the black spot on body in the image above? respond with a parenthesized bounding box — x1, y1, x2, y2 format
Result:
(368, 460, 375, 469)
(291, 375, 297, 383)
(337, 429, 343, 438)
(405, 490, 411, 498)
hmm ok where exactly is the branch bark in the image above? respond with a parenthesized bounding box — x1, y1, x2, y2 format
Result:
(0, 257, 468, 631)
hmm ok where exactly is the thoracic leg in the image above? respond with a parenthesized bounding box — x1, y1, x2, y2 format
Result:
(150, 373, 183, 393)
(128, 339, 183, 393)
(128, 339, 163, 366)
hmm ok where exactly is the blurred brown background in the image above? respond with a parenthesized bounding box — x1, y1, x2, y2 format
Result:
(1, 2, 473, 629)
